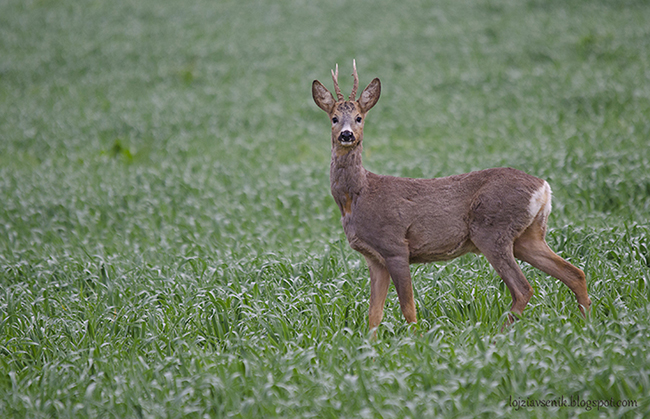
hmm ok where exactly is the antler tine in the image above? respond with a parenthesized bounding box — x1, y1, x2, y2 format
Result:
(331, 64, 344, 101)
(349, 59, 359, 101)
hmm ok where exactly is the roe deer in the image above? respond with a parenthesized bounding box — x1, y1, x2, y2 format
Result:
(312, 60, 591, 333)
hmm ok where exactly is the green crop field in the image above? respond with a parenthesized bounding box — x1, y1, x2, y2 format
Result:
(1, 0, 649, 417)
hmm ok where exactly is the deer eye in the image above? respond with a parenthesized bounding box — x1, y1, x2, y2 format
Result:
(332, 117, 339, 124)
(356, 116, 362, 123)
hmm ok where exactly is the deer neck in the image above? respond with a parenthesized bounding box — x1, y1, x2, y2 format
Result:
(330, 144, 367, 216)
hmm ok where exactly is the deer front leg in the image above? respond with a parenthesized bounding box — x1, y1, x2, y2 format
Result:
(366, 257, 391, 333)
(384, 256, 417, 324)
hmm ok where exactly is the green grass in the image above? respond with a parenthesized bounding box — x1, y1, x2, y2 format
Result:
(1, 0, 650, 417)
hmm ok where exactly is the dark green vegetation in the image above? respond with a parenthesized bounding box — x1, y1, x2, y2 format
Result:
(1, 0, 649, 417)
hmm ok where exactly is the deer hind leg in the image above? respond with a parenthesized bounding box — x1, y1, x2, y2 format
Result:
(384, 256, 418, 324)
(482, 245, 534, 321)
(471, 230, 534, 321)
(366, 257, 391, 331)
(514, 223, 591, 316)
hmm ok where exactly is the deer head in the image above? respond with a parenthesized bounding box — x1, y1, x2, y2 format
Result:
(312, 60, 381, 151)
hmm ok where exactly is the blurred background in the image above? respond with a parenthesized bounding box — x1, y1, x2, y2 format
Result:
(2, 1, 649, 263)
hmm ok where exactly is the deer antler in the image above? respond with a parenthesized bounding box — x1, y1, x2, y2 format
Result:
(349, 59, 359, 101)
(331, 64, 344, 101)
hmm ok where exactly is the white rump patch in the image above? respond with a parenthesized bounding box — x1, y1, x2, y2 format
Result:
(528, 181, 552, 220)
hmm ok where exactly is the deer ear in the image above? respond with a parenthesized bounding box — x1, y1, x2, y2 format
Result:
(312, 80, 336, 113)
(358, 78, 381, 113)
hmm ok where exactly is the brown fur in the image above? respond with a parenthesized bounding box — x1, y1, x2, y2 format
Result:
(312, 63, 591, 333)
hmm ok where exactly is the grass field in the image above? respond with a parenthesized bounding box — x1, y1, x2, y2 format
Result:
(1, 0, 650, 417)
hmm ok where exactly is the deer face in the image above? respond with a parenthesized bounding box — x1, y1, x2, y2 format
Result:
(312, 61, 381, 150)
(329, 101, 365, 147)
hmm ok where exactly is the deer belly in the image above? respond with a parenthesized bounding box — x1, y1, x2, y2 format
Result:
(408, 239, 478, 264)
(406, 225, 479, 263)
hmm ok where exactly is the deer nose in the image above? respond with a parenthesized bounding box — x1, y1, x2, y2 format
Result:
(340, 130, 354, 142)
